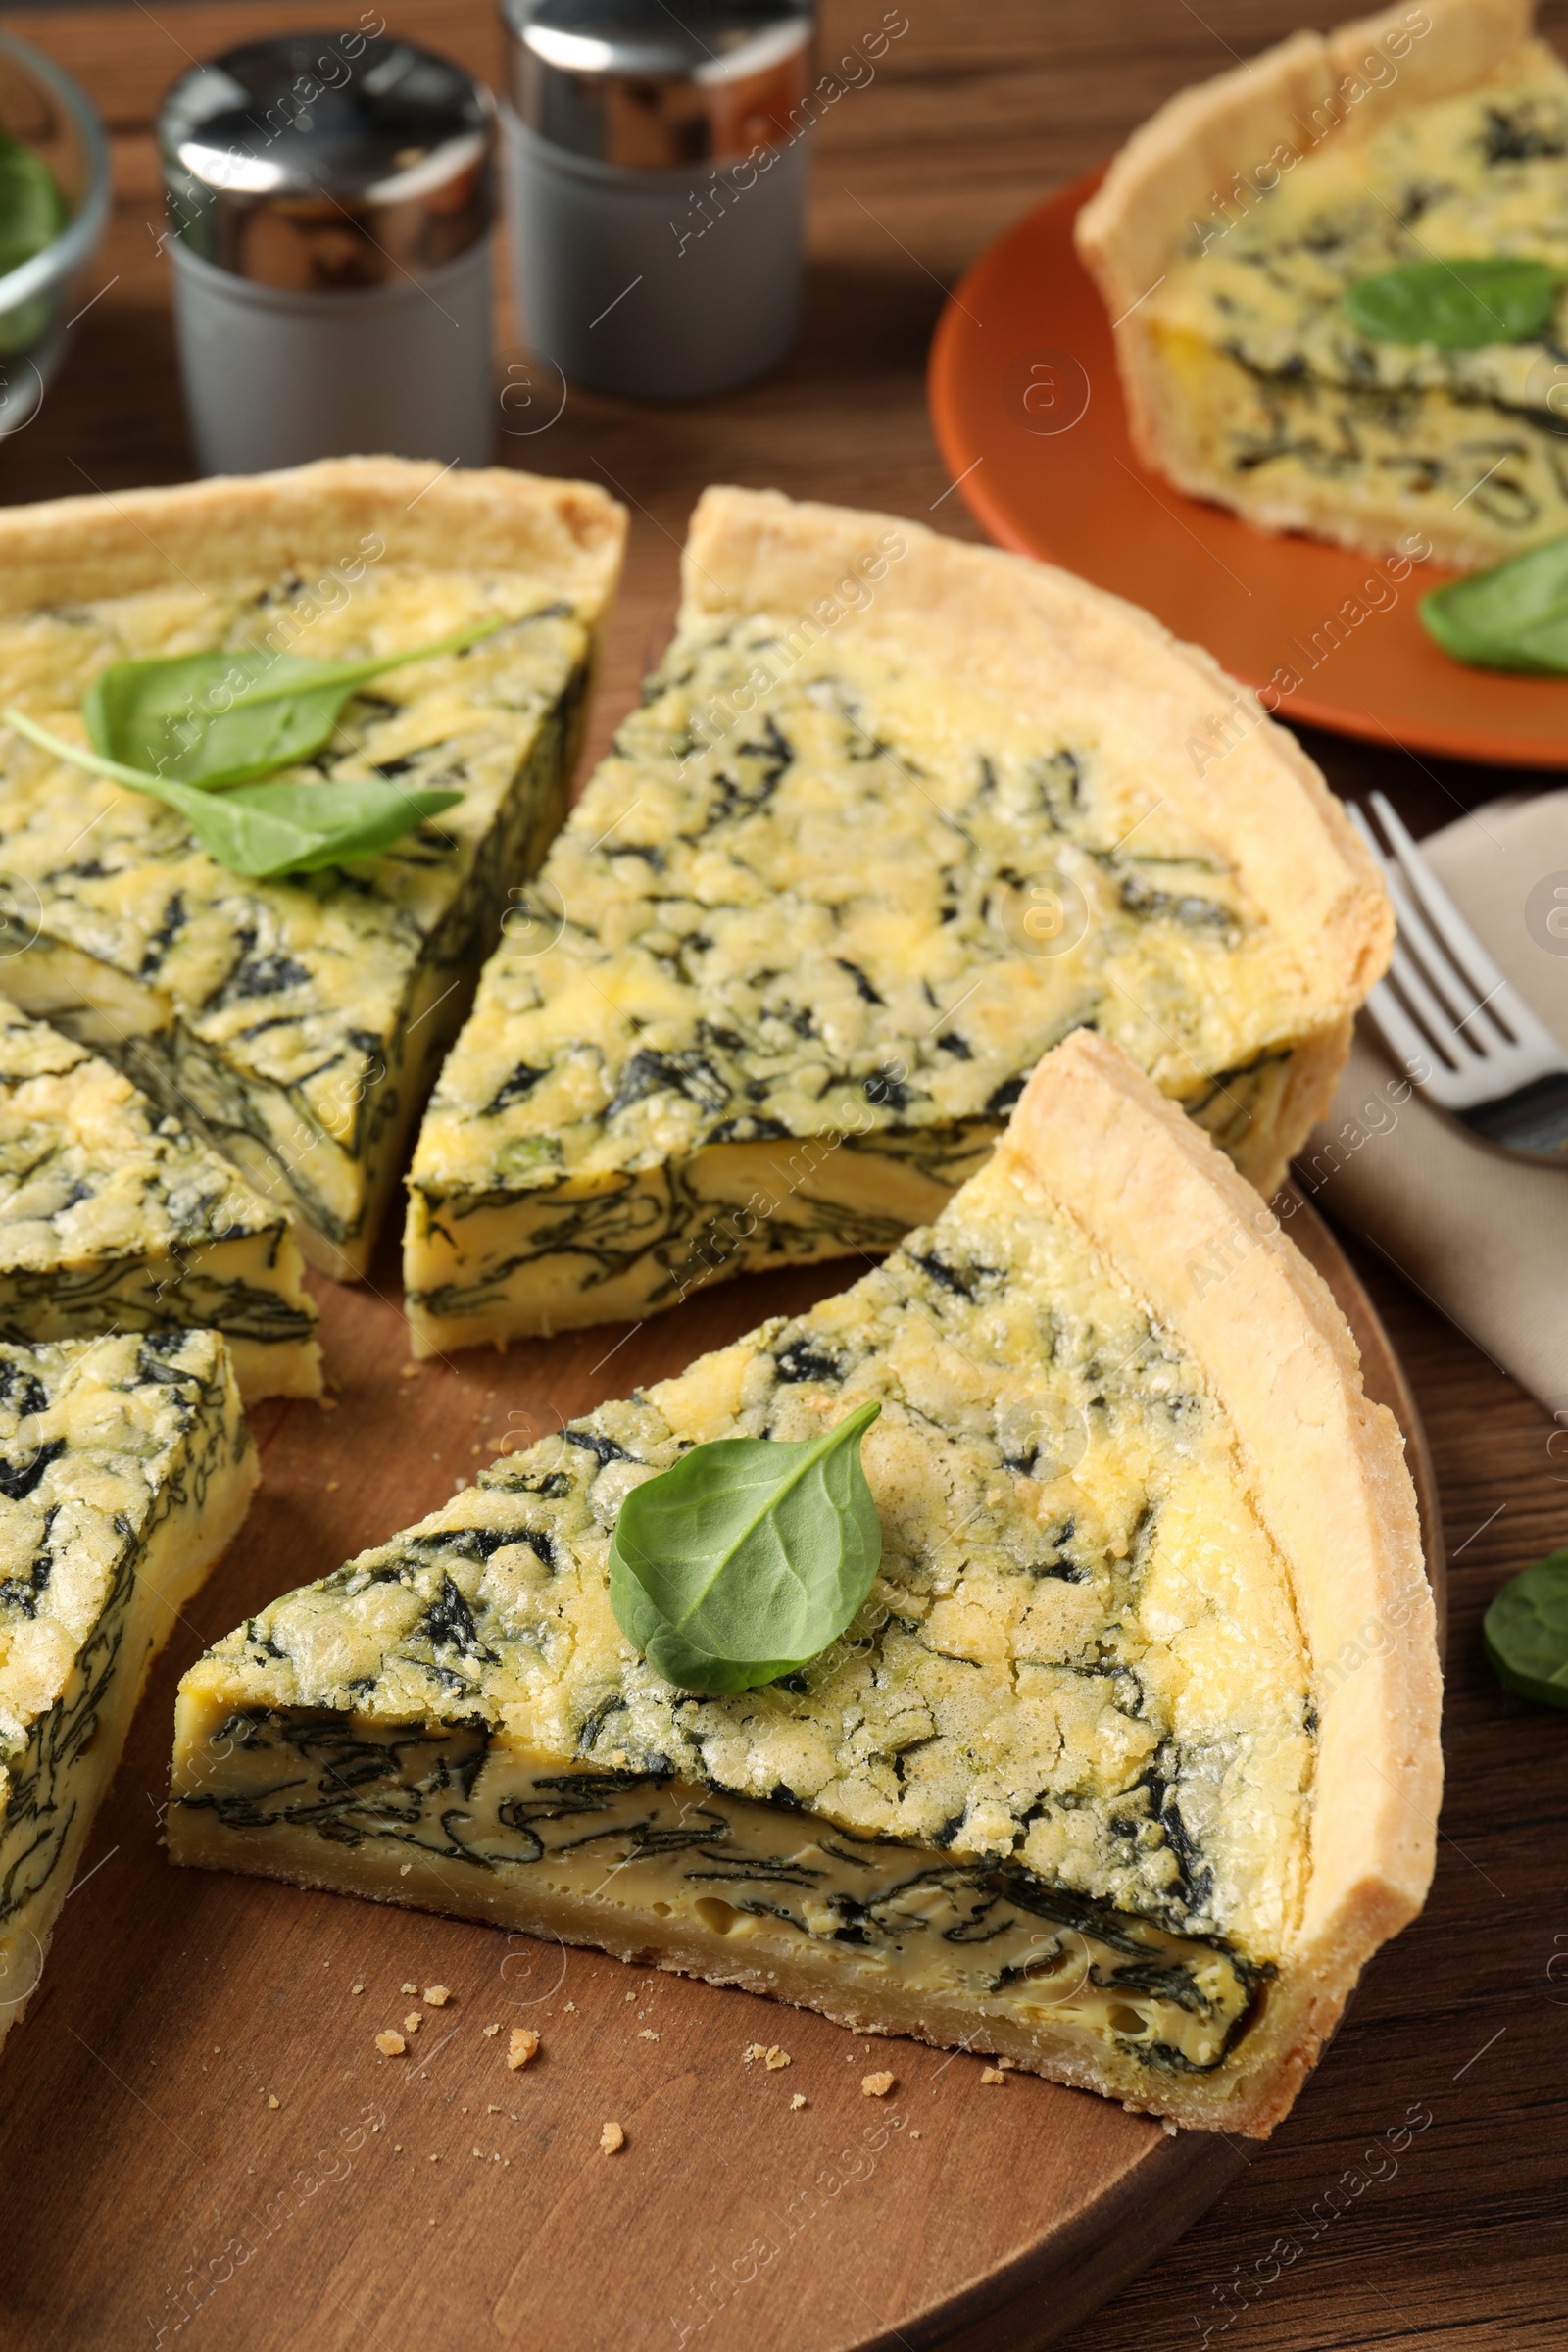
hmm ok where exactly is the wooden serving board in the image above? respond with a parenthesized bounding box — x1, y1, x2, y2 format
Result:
(0, 1186, 1443, 2352)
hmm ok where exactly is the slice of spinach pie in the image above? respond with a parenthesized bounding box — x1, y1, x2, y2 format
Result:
(404, 484, 1390, 1352)
(1077, 0, 1568, 567)
(0, 457, 624, 1279)
(172, 1032, 1440, 2137)
(0, 1328, 255, 2059)
(0, 992, 319, 1401)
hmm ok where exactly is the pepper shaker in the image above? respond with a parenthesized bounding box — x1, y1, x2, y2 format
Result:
(158, 33, 497, 475)
(501, 0, 813, 402)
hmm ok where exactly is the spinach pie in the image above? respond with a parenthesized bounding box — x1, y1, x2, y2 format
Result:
(172, 1034, 1440, 2137)
(404, 485, 1390, 1350)
(1, 1329, 254, 2059)
(1078, 0, 1568, 566)
(0, 459, 624, 1279)
(0, 992, 318, 1400)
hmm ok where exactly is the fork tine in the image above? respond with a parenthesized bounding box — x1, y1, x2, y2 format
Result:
(1369, 792, 1562, 1055)
(1386, 936, 1480, 1070)
(1346, 798, 1392, 866)
(1367, 795, 1510, 1004)
(1346, 798, 1385, 868)
(1382, 868, 1501, 1047)
(1361, 977, 1445, 1089)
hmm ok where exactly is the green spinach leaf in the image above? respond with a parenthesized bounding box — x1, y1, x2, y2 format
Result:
(1484, 1548, 1568, 1709)
(1345, 256, 1560, 349)
(0, 130, 67, 357)
(1, 707, 463, 878)
(1420, 533, 1568, 672)
(83, 615, 503, 789)
(608, 1399, 883, 1695)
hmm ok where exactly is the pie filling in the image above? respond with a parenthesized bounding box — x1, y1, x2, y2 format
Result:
(408, 1047, 1308, 1350)
(172, 1708, 1262, 2077)
(0, 997, 318, 1400)
(1147, 72, 1568, 555)
(408, 612, 1330, 1346)
(1157, 327, 1568, 544)
(0, 1331, 255, 2048)
(0, 566, 594, 1276)
(0, 1228, 318, 1403)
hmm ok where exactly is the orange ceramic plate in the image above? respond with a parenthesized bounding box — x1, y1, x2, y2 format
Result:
(928, 170, 1568, 768)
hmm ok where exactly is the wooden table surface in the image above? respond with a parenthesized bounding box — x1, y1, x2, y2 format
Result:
(3, 3, 1566, 2347)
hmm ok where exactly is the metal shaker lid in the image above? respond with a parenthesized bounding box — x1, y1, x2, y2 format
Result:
(158, 34, 494, 290)
(501, 0, 813, 170)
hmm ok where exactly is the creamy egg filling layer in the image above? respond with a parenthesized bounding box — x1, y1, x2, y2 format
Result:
(177, 1131, 1314, 2113)
(0, 994, 318, 1401)
(172, 1716, 1258, 2075)
(0, 565, 594, 1277)
(0, 1331, 255, 2055)
(407, 617, 1325, 1348)
(1151, 69, 1568, 554)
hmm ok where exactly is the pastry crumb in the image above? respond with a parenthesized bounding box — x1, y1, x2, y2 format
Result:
(267, 2094, 280, 2108)
(1163, 2119, 1179, 2136)
(861, 2072, 895, 2098)
(403, 2013, 422, 2034)
(375, 2034, 406, 2058)
(564, 2001, 576, 2013)
(638, 2029, 660, 2041)
(400, 1863, 412, 1875)
(996, 2057, 1015, 2071)
(402, 1982, 417, 1994)
(790, 2093, 806, 2111)
(599, 2120, 625, 2155)
(508, 2027, 540, 2071)
(624, 1987, 636, 2000)
(423, 1985, 451, 2007)
(351, 1983, 364, 1996)
(487, 2104, 502, 2114)
(910, 2129, 921, 2139)
(400, 1363, 421, 1378)
(482, 2022, 501, 2037)
(981, 2067, 1005, 2084)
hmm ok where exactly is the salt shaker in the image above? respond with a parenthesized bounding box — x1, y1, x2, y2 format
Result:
(501, 0, 813, 402)
(158, 33, 497, 475)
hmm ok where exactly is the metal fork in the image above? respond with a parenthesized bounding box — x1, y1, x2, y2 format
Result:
(1348, 792, 1568, 1160)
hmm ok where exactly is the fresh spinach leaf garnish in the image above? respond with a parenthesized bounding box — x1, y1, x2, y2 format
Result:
(0, 617, 504, 877)
(2, 707, 464, 878)
(1420, 533, 1568, 672)
(83, 615, 501, 787)
(1484, 1548, 1568, 1709)
(608, 1399, 883, 1695)
(0, 130, 68, 357)
(1345, 256, 1560, 349)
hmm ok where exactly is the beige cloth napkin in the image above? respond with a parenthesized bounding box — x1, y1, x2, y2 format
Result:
(1301, 790, 1568, 1412)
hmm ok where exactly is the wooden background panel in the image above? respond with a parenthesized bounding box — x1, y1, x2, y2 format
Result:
(0, 2, 1565, 2348)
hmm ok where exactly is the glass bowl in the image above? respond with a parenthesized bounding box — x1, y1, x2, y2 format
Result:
(0, 31, 110, 438)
